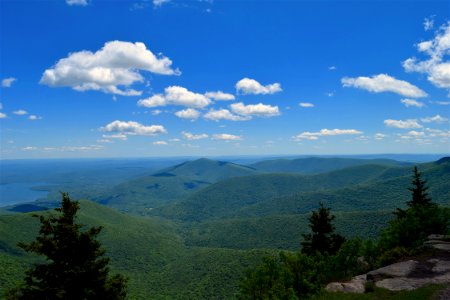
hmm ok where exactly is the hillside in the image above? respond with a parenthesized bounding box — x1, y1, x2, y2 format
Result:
(0, 200, 268, 299)
(250, 157, 410, 174)
(93, 158, 259, 213)
(154, 159, 449, 222)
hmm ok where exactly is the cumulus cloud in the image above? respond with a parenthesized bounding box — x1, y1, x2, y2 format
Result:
(102, 133, 128, 140)
(293, 128, 363, 141)
(230, 102, 280, 117)
(400, 99, 424, 108)
(341, 74, 427, 98)
(22, 146, 37, 151)
(299, 102, 314, 108)
(212, 133, 242, 141)
(403, 22, 450, 91)
(203, 108, 250, 121)
(28, 115, 42, 120)
(182, 131, 209, 140)
(204, 91, 235, 101)
(2, 77, 16, 87)
(421, 114, 448, 123)
(235, 78, 282, 95)
(66, 0, 88, 6)
(101, 120, 166, 136)
(153, 141, 168, 145)
(13, 110, 28, 115)
(40, 41, 179, 96)
(0, 112, 7, 119)
(138, 86, 210, 108)
(174, 108, 200, 120)
(153, 0, 170, 7)
(374, 133, 387, 140)
(384, 119, 422, 129)
(424, 16, 434, 31)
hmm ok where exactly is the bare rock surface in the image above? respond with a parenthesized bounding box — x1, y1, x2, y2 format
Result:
(326, 234, 450, 294)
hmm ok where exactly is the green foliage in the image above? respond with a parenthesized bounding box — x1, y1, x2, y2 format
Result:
(7, 193, 127, 300)
(154, 161, 450, 222)
(301, 203, 345, 256)
(379, 167, 449, 251)
(239, 252, 323, 299)
(376, 247, 413, 267)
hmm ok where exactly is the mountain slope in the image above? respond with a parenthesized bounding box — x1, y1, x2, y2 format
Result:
(0, 200, 268, 299)
(250, 157, 411, 174)
(154, 159, 449, 221)
(94, 158, 260, 213)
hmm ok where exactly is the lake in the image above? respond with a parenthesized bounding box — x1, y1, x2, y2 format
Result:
(0, 183, 50, 207)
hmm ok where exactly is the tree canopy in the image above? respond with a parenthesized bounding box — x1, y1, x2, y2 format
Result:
(7, 193, 127, 300)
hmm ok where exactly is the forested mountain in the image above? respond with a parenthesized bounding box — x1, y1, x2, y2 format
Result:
(250, 157, 411, 174)
(93, 158, 259, 213)
(0, 200, 268, 299)
(153, 160, 449, 221)
(1, 157, 449, 299)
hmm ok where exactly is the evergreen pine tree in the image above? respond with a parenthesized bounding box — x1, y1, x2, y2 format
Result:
(406, 166, 433, 208)
(301, 202, 345, 255)
(7, 193, 127, 300)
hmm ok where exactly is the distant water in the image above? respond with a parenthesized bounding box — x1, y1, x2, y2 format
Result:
(0, 183, 50, 207)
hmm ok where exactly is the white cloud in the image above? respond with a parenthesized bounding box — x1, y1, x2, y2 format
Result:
(22, 146, 37, 151)
(28, 115, 42, 120)
(2, 77, 16, 87)
(407, 130, 425, 137)
(293, 128, 363, 141)
(151, 109, 162, 115)
(403, 22, 450, 91)
(341, 74, 427, 98)
(230, 102, 280, 117)
(203, 108, 250, 121)
(153, 141, 168, 145)
(400, 98, 424, 108)
(138, 86, 210, 108)
(328, 66, 337, 70)
(374, 133, 387, 140)
(182, 131, 209, 140)
(299, 102, 314, 108)
(101, 120, 166, 136)
(13, 109, 28, 115)
(435, 101, 450, 105)
(40, 41, 179, 96)
(384, 119, 422, 129)
(204, 91, 235, 101)
(102, 133, 128, 140)
(424, 16, 434, 31)
(174, 108, 200, 120)
(235, 78, 282, 95)
(0, 112, 7, 119)
(326, 92, 334, 97)
(212, 133, 242, 141)
(153, 0, 170, 7)
(97, 139, 112, 143)
(66, 0, 88, 5)
(421, 114, 448, 123)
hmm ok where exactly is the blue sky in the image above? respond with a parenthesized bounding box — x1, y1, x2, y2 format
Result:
(0, 0, 449, 159)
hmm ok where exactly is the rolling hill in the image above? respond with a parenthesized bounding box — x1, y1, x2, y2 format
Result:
(249, 157, 411, 174)
(0, 200, 269, 299)
(153, 159, 450, 221)
(92, 158, 259, 213)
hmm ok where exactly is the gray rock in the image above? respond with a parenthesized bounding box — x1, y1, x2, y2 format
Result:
(367, 260, 418, 279)
(325, 274, 366, 294)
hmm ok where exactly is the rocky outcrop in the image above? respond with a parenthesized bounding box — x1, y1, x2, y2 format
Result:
(325, 234, 450, 294)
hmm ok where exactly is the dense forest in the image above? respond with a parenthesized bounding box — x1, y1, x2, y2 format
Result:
(1, 156, 449, 299)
